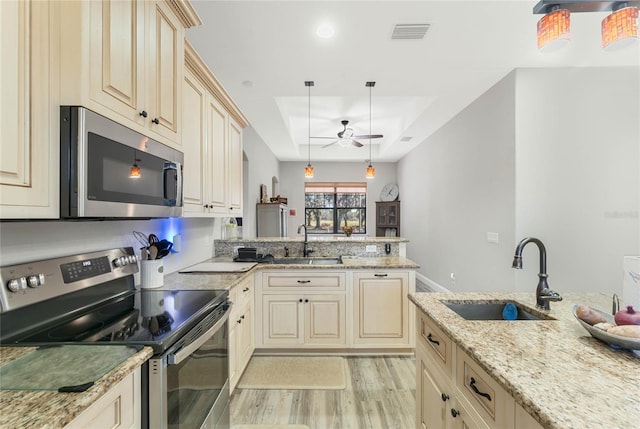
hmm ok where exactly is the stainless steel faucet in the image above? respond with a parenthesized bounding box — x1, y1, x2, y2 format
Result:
(297, 224, 314, 257)
(512, 237, 562, 310)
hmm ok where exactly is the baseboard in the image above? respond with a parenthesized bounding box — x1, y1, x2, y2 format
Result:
(416, 272, 451, 293)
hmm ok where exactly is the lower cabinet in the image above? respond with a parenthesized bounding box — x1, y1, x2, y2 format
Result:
(65, 368, 141, 429)
(352, 271, 413, 347)
(229, 276, 255, 392)
(416, 312, 543, 429)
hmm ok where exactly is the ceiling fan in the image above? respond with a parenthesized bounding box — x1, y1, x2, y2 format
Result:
(311, 120, 383, 148)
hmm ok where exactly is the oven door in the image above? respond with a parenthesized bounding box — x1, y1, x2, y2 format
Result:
(148, 306, 230, 429)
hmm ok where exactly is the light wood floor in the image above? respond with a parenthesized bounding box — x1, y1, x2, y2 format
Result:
(230, 356, 416, 428)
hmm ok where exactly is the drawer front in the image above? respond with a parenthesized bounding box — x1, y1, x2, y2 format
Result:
(456, 347, 514, 428)
(417, 313, 452, 376)
(263, 271, 346, 291)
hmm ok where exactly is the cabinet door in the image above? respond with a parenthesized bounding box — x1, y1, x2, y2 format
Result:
(353, 272, 410, 345)
(227, 117, 243, 215)
(182, 68, 207, 215)
(0, 0, 58, 219)
(88, 0, 145, 125)
(238, 305, 254, 369)
(206, 95, 228, 214)
(387, 203, 398, 227)
(262, 295, 303, 345)
(305, 294, 346, 345)
(145, 0, 182, 144)
(377, 204, 388, 226)
(418, 356, 450, 429)
(228, 319, 238, 391)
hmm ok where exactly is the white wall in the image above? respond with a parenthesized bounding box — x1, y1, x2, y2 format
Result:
(278, 161, 397, 237)
(398, 72, 517, 292)
(0, 217, 219, 278)
(514, 67, 639, 295)
(241, 126, 281, 238)
(399, 67, 639, 296)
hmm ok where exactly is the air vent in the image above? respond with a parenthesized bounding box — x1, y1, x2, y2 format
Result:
(391, 24, 430, 40)
(400, 136, 413, 142)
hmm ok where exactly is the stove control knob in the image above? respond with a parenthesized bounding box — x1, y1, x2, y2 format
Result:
(113, 256, 127, 268)
(7, 277, 28, 292)
(127, 255, 137, 264)
(27, 275, 44, 288)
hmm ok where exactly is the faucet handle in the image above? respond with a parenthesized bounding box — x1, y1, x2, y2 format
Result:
(612, 293, 620, 315)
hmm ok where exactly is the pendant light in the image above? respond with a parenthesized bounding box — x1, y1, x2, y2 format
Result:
(602, 3, 639, 51)
(304, 81, 315, 178)
(129, 150, 141, 179)
(365, 81, 375, 179)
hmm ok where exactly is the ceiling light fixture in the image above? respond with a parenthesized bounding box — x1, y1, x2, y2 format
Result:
(533, 1, 639, 51)
(304, 81, 315, 179)
(316, 24, 335, 39)
(365, 81, 376, 180)
(129, 151, 141, 179)
(602, 3, 639, 50)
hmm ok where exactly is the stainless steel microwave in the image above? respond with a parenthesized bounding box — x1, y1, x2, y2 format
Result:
(60, 106, 183, 219)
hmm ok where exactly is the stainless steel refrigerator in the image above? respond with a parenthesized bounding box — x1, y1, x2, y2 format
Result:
(256, 203, 288, 237)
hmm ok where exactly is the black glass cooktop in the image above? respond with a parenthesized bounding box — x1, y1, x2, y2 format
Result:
(9, 289, 227, 354)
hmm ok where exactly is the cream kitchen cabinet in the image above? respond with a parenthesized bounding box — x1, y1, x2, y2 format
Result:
(58, 0, 201, 150)
(416, 311, 541, 429)
(352, 271, 414, 348)
(0, 0, 59, 219)
(65, 368, 141, 429)
(256, 271, 347, 348)
(182, 41, 248, 217)
(229, 276, 254, 392)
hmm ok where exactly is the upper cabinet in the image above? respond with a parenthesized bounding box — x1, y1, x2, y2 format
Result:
(0, 0, 59, 219)
(182, 41, 248, 218)
(58, 0, 201, 150)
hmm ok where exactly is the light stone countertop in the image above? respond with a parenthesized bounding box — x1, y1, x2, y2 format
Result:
(159, 256, 419, 291)
(409, 292, 640, 429)
(0, 345, 153, 428)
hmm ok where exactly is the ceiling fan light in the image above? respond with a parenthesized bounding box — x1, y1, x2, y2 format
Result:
(305, 164, 315, 178)
(365, 164, 375, 179)
(602, 6, 639, 51)
(537, 8, 570, 52)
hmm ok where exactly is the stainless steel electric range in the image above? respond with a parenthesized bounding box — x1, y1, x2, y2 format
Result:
(0, 247, 231, 429)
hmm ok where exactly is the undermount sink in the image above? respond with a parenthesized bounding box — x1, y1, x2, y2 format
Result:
(264, 257, 342, 265)
(441, 300, 555, 321)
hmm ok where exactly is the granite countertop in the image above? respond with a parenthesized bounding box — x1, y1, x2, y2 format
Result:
(0, 345, 153, 428)
(216, 236, 409, 243)
(159, 256, 419, 291)
(409, 292, 640, 429)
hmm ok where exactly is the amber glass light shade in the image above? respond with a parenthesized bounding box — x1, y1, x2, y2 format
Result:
(602, 7, 639, 51)
(305, 164, 314, 178)
(537, 9, 570, 52)
(129, 163, 141, 178)
(365, 164, 375, 179)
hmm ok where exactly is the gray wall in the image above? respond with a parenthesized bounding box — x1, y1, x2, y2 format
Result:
(399, 67, 639, 296)
(398, 72, 517, 292)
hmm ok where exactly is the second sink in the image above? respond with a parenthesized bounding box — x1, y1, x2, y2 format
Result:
(441, 300, 555, 321)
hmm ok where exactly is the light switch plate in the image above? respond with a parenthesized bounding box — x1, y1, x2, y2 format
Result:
(365, 245, 377, 253)
(486, 232, 499, 244)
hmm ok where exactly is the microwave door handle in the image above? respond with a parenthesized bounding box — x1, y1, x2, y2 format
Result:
(167, 306, 231, 366)
(163, 162, 181, 202)
(176, 162, 183, 206)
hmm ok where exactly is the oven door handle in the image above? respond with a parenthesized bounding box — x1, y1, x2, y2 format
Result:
(168, 306, 231, 366)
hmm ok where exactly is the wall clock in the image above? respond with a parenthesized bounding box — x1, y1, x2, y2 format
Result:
(380, 183, 399, 201)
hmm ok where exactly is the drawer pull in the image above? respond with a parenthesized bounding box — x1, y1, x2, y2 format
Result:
(297, 280, 311, 284)
(441, 393, 449, 402)
(450, 408, 459, 418)
(243, 287, 250, 292)
(374, 273, 388, 277)
(427, 333, 440, 346)
(469, 377, 492, 401)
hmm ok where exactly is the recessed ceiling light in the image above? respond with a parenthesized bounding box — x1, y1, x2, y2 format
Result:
(316, 24, 335, 39)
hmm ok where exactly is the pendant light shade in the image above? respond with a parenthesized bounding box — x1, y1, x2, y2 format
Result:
(305, 81, 314, 179)
(365, 81, 375, 179)
(602, 5, 639, 50)
(129, 150, 141, 179)
(537, 7, 571, 52)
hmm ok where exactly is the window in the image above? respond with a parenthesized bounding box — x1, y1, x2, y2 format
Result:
(304, 183, 367, 234)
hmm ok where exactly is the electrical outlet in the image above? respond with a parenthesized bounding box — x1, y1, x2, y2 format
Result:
(486, 232, 499, 244)
(365, 245, 377, 253)
(450, 273, 456, 285)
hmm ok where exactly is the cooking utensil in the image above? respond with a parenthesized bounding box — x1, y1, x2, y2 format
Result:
(148, 245, 159, 260)
(133, 231, 149, 247)
(156, 240, 173, 259)
(148, 234, 160, 245)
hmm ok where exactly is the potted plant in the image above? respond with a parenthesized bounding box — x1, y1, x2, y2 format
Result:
(342, 225, 354, 237)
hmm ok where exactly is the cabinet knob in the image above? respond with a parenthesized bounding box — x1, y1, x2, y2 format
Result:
(151, 118, 160, 125)
(304, 299, 309, 303)
(450, 409, 459, 418)
(299, 298, 303, 303)
(139, 110, 148, 118)
(441, 393, 449, 402)
(204, 204, 209, 209)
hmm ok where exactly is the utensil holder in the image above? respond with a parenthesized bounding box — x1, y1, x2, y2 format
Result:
(140, 259, 164, 289)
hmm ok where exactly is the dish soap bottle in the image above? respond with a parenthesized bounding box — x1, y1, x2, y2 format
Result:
(223, 217, 237, 239)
